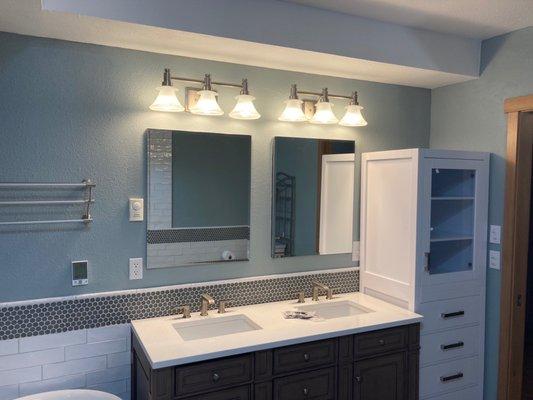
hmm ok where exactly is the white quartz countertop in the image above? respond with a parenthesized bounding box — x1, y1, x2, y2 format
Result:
(132, 292, 422, 369)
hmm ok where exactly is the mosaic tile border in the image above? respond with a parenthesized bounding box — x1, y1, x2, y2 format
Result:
(0, 268, 359, 340)
(147, 226, 250, 244)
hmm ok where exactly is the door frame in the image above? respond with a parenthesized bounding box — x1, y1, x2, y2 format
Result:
(498, 95, 533, 399)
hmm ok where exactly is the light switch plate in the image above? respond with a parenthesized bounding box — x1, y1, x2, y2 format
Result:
(489, 225, 501, 244)
(489, 250, 501, 270)
(352, 241, 360, 262)
(129, 198, 144, 222)
(129, 258, 143, 280)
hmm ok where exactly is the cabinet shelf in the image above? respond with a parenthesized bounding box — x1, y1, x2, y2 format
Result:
(430, 235, 473, 243)
(431, 196, 475, 201)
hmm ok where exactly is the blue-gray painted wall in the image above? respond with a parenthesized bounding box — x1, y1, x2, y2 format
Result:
(430, 26, 533, 400)
(0, 32, 430, 302)
(171, 131, 250, 228)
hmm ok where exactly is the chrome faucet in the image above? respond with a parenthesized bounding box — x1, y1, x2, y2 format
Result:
(200, 294, 215, 316)
(312, 281, 333, 301)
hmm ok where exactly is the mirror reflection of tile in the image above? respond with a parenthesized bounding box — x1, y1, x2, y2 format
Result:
(147, 130, 251, 268)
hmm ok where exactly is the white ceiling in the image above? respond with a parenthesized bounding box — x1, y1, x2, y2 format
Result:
(282, 0, 533, 39)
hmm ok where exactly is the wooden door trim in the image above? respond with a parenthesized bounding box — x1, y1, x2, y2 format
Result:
(499, 95, 533, 400)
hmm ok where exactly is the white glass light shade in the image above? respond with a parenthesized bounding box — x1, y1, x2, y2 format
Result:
(190, 90, 224, 116)
(339, 104, 368, 127)
(149, 86, 185, 112)
(278, 99, 307, 122)
(229, 94, 261, 120)
(310, 101, 338, 124)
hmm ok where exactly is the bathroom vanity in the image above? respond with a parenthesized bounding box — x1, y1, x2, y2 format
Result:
(131, 293, 422, 400)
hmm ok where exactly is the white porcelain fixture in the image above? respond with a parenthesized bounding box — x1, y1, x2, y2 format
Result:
(360, 148, 489, 400)
(296, 300, 373, 319)
(15, 390, 120, 400)
(131, 292, 422, 369)
(173, 314, 262, 341)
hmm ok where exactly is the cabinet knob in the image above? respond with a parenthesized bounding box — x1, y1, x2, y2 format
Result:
(303, 353, 310, 361)
(302, 387, 309, 395)
(355, 376, 362, 383)
(212, 372, 220, 382)
(378, 339, 385, 346)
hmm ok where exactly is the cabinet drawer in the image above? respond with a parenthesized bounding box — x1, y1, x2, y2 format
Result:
(175, 354, 253, 397)
(354, 326, 408, 359)
(184, 385, 251, 400)
(420, 326, 479, 366)
(273, 339, 336, 375)
(420, 385, 479, 400)
(273, 367, 336, 400)
(419, 356, 479, 398)
(418, 296, 481, 334)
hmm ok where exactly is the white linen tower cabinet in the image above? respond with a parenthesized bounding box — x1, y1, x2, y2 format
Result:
(360, 149, 489, 400)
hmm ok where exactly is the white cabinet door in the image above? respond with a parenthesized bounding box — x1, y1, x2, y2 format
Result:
(419, 157, 489, 287)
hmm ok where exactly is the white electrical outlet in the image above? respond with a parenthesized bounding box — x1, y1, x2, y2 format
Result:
(129, 258, 143, 280)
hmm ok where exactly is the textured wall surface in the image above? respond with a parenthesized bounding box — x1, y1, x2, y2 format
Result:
(430, 26, 533, 400)
(0, 32, 430, 302)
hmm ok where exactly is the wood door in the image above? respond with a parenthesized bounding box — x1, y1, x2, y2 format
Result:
(499, 105, 533, 400)
(353, 352, 407, 400)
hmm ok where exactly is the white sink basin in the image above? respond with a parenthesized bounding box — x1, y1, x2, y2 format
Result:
(16, 390, 120, 400)
(297, 300, 374, 320)
(173, 314, 262, 341)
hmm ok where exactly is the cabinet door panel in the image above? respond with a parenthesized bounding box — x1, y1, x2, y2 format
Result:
(354, 352, 406, 400)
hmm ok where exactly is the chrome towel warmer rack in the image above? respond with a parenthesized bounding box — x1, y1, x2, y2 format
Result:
(0, 179, 95, 226)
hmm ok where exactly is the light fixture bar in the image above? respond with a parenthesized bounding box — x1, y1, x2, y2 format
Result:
(170, 75, 242, 89)
(297, 90, 353, 100)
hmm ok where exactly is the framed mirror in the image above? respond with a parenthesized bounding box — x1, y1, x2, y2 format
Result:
(272, 137, 356, 258)
(147, 130, 251, 268)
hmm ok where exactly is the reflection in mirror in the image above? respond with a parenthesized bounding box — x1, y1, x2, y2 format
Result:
(147, 130, 251, 268)
(272, 137, 355, 258)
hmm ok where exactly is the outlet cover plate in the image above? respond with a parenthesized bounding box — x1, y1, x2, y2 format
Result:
(129, 258, 143, 280)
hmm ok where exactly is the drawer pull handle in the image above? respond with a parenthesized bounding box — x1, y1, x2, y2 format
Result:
(303, 353, 310, 361)
(212, 372, 220, 382)
(441, 341, 464, 351)
(303, 387, 309, 395)
(440, 372, 464, 383)
(378, 339, 385, 346)
(441, 311, 465, 319)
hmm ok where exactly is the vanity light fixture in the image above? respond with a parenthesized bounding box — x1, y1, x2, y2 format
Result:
(279, 84, 368, 127)
(149, 69, 185, 112)
(229, 79, 261, 120)
(150, 69, 260, 119)
(309, 88, 338, 125)
(278, 84, 307, 122)
(339, 92, 368, 127)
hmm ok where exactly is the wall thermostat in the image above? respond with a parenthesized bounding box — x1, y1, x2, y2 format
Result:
(72, 260, 88, 286)
(129, 198, 144, 221)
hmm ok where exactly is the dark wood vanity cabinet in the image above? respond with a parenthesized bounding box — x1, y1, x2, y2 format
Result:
(132, 323, 419, 400)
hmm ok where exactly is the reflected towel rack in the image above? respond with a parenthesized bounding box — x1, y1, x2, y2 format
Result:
(0, 179, 95, 226)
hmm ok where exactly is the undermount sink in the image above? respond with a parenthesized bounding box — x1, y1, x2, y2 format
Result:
(173, 314, 262, 341)
(296, 300, 374, 320)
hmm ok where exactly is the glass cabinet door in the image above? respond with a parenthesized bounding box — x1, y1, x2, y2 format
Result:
(428, 168, 475, 275)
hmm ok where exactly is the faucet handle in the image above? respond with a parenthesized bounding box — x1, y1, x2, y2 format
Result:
(295, 292, 306, 303)
(218, 300, 230, 314)
(178, 305, 191, 318)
